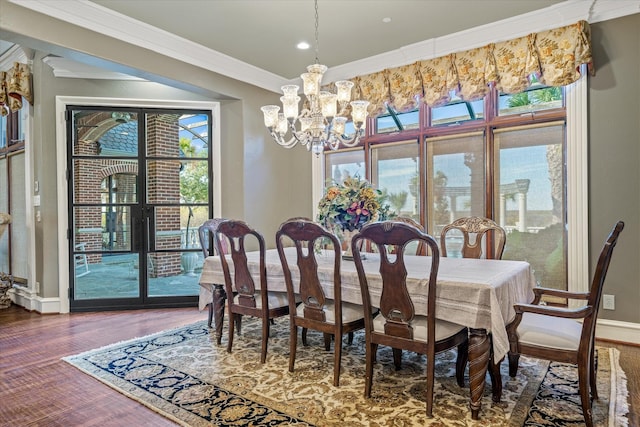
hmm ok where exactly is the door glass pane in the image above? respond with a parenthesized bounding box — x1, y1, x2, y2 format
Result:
(74, 252, 140, 300)
(73, 110, 138, 157)
(324, 149, 365, 184)
(148, 250, 202, 297)
(426, 133, 485, 239)
(73, 159, 138, 204)
(146, 160, 182, 204)
(180, 160, 210, 204)
(74, 206, 133, 252)
(178, 113, 209, 158)
(371, 140, 420, 220)
(495, 124, 566, 288)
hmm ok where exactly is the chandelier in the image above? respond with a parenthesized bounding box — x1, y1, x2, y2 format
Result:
(260, 0, 369, 155)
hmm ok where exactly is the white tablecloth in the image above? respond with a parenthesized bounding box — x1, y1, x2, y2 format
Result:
(199, 247, 535, 362)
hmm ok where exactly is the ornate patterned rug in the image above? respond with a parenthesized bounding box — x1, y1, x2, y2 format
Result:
(63, 318, 629, 426)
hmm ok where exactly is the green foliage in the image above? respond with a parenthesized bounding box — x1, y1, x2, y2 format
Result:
(507, 87, 562, 108)
(388, 191, 408, 213)
(502, 223, 566, 289)
(433, 170, 450, 225)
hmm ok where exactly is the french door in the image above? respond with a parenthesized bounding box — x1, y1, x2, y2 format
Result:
(67, 106, 212, 311)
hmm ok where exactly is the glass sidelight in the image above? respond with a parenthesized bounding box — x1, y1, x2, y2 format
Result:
(68, 108, 212, 310)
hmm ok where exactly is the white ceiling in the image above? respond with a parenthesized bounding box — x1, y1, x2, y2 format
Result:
(88, 0, 565, 80)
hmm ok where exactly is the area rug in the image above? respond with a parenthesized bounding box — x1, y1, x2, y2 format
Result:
(63, 318, 629, 426)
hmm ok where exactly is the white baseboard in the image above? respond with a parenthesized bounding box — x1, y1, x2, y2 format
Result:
(596, 318, 640, 345)
(10, 288, 62, 313)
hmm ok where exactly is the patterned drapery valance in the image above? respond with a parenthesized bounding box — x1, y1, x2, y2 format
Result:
(1, 62, 33, 116)
(352, 21, 592, 116)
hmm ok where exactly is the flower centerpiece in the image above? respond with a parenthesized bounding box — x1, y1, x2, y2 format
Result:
(317, 176, 393, 258)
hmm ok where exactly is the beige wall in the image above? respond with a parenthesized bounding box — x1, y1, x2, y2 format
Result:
(589, 14, 640, 324)
(1, 1, 638, 325)
(1, 0, 313, 300)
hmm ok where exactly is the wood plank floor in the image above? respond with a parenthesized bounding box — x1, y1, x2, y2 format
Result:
(1, 304, 638, 426)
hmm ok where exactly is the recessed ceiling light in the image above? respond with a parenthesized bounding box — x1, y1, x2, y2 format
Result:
(297, 41, 310, 50)
(382, 17, 391, 23)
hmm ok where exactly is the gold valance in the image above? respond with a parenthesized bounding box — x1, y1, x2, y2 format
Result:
(1, 62, 33, 116)
(351, 20, 592, 115)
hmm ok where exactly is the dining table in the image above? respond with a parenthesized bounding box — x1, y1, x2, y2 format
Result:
(199, 247, 536, 420)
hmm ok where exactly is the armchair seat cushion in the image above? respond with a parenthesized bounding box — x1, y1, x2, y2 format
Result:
(517, 312, 582, 351)
(373, 313, 466, 342)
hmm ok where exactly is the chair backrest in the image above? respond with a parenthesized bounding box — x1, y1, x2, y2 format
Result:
(352, 221, 440, 341)
(215, 220, 268, 310)
(440, 216, 506, 259)
(198, 218, 229, 258)
(583, 221, 624, 341)
(275, 218, 342, 322)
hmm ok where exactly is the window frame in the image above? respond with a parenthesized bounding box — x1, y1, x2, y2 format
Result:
(313, 76, 588, 297)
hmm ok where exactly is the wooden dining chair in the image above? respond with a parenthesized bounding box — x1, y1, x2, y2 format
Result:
(394, 216, 426, 255)
(505, 220, 624, 427)
(440, 216, 506, 259)
(198, 218, 229, 328)
(215, 220, 290, 363)
(275, 218, 366, 387)
(352, 221, 469, 418)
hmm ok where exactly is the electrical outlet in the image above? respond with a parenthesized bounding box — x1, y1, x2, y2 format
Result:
(602, 294, 615, 310)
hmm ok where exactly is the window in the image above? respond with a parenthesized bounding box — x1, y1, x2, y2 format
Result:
(0, 103, 26, 153)
(322, 83, 568, 289)
(324, 148, 365, 184)
(370, 140, 420, 220)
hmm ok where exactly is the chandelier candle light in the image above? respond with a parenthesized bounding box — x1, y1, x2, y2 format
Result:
(260, 0, 369, 155)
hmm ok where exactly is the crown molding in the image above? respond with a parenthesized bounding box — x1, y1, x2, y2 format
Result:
(7, 0, 289, 92)
(42, 55, 145, 80)
(8, 0, 640, 92)
(0, 44, 30, 71)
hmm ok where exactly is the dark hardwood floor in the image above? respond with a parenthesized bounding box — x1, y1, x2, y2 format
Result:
(1, 304, 638, 426)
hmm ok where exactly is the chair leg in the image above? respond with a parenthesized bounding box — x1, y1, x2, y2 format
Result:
(323, 333, 332, 351)
(372, 343, 378, 363)
(488, 356, 503, 403)
(207, 303, 214, 328)
(260, 317, 269, 364)
(508, 352, 520, 377)
(289, 323, 297, 373)
(333, 334, 342, 387)
(227, 313, 235, 354)
(364, 342, 375, 397)
(455, 340, 469, 387)
(590, 346, 598, 400)
(235, 315, 242, 336)
(302, 327, 308, 346)
(347, 331, 354, 345)
(392, 348, 403, 370)
(426, 352, 435, 418)
(578, 360, 594, 427)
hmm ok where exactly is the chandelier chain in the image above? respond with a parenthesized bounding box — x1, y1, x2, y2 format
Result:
(314, 0, 320, 64)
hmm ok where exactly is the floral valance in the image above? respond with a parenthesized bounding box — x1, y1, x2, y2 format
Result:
(1, 62, 33, 116)
(352, 20, 592, 116)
